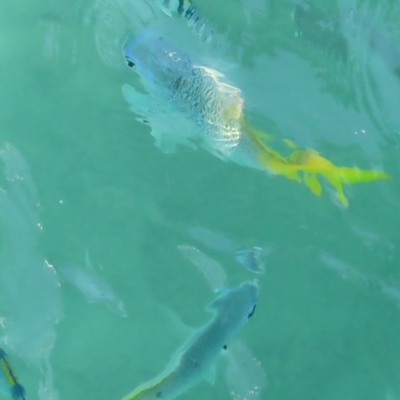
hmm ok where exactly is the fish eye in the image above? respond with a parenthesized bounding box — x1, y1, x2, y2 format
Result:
(125, 56, 136, 68)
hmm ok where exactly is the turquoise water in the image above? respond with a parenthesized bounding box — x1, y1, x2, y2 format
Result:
(0, 0, 399, 399)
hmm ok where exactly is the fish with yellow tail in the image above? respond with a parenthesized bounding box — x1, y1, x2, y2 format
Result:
(122, 29, 390, 207)
(121, 280, 258, 400)
(0, 348, 26, 400)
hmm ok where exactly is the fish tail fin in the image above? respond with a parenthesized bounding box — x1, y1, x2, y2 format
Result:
(243, 121, 391, 206)
(11, 383, 26, 400)
(121, 373, 171, 400)
(311, 164, 390, 206)
(121, 384, 154, 400)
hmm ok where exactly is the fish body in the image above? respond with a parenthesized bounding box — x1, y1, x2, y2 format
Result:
(121, 280, 258, 400)
(123, 29, 272, 168)
(0, 349, 26, 400)
(123, 29, 390, 206)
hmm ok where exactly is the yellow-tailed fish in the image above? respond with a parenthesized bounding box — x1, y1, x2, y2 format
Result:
(0, 348, 26, 400)
(154, 0, 213, 42)
(121, 280, 258, 400)
(122, 29, 390, 206)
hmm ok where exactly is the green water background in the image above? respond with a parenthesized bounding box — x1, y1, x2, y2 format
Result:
(0, 0, 400, 399)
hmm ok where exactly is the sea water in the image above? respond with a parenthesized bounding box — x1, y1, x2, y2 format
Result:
(0, 0, 399, 399)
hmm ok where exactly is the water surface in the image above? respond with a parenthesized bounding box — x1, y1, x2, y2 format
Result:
(0, 0, 399, 399)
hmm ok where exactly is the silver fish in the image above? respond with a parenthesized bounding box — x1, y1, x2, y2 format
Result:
(0, 143, 62, 400)
(187, 226, 267, 274)
(177, 245, 227, 292)
(59, 253, 127, 318)
(121, 280, 258, 400)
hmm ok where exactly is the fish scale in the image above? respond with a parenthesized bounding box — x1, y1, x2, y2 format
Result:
(124, 30, 243, 151)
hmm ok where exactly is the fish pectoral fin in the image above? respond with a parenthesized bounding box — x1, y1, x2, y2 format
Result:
(204, 366, 216, 384)
(122, 84, 154, 115)
(225, 340, 267, 400)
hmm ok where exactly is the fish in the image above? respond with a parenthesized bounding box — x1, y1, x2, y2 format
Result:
(154, 0, 213, 42)
(187, 226, 238, 254)
(0, 143, 62, 400)
(186, 225, 268, 274)
(177, 245, 227, 292)
(122, 29, 390, 207)
(174, 247, 266, 400)
(121, 280, 258, 400)
(58, 254, 127, 318)
(235, 246, 265, 274)
(0, 348, 26, 400)
(319, 251, 400, 310)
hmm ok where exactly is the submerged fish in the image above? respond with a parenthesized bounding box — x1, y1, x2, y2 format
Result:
(121, 280, 258, 400)
(58, 253, 127, 318)
(0, 144, 62, 399)
(186, 225, 267, 274)
(0, 348, 26, 400)
(122, 29, 390, 206)
(187, 225, 238, 254)
(154, 0, 213, 42)
(177, 245, 227, 292)
(235, 246, 265, 274)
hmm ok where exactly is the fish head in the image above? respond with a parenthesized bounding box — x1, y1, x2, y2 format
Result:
(123, 29, 190, 87)
(207, 280, 258, 321)
(123, 29, 165, 82)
